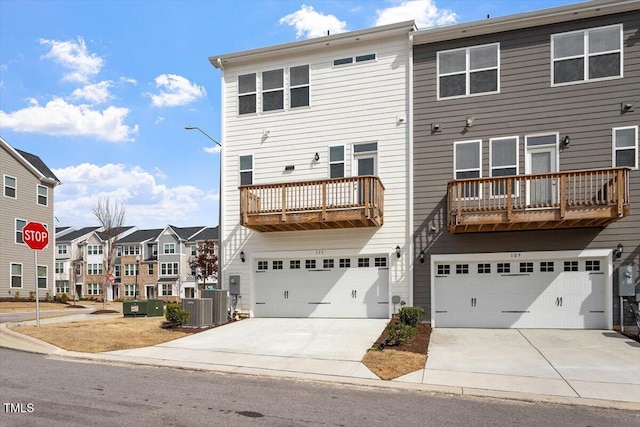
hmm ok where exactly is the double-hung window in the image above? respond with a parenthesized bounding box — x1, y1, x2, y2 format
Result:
(55, 262, 64, 274)
(37, 265, 47, 288)
(613, 126, 638, 169)
(11, 263, 22, 288)
(454, 140, 482, 198)
(290, 65, 309, 108)
(552, 24, 622, 85)
(238, 73, 257, 115)
(240, 155, 253, 185)
(438, 43, 499, 99)
(163, 243, 175, 254)
(4, 175, 16, 198)
(262, 69, 284, 112)
(37, 185, 48, 206)
(15, 219, 26, 244)
(490, 137, 519, 196)
(87, 263, 103, 275)
(329, 146, 345, 178)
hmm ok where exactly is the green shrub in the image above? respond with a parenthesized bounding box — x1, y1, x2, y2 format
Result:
(59, 293, 68, 304)
(388, 323, 418, 345)
(165, 303, 190, 326)
(399, 306, 424, 327)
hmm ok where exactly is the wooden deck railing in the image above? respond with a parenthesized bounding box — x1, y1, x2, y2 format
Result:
(447, 167, 630, 233)
(240, 176, 385, 232)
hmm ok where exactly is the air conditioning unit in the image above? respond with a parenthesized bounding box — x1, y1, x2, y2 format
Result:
(201, 289, 229, 324)
(182, 298, 213, 327)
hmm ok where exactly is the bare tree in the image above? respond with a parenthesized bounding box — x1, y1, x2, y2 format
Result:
(189, 240, 218, 290)
(92, 198, 126, 310)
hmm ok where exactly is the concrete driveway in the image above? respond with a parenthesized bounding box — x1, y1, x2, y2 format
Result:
(107, 318, 388, 378)
(419, 329, 640, 402)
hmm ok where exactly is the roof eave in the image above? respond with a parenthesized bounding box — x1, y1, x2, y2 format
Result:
(412, 0, 639, 45)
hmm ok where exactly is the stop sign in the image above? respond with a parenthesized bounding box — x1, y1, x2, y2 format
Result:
(23, 221, 49, 251)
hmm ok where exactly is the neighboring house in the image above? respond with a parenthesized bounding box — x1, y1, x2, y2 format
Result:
(210, 21, 415, 318)
(1, 137, 60, 299)
(54, 226, 102, 299)
(115, 228, 162, 300)
(412, 1, 639, 329)
(156, 225, 208, 300)
(186, 226, 219, 294)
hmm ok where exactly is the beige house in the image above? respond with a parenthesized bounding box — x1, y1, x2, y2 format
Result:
(1, 137, 60, 299)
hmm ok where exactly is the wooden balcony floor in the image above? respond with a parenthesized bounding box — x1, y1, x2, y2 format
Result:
(243, 208, 383, 232)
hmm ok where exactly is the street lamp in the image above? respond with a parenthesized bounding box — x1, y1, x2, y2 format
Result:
(185, 126, 222, 291)
(135, 254, 140, 300)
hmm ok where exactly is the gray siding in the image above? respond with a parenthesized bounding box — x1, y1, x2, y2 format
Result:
(413, 12, 640, 322)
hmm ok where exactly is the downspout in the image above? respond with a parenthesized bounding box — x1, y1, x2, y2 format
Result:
(407, 31, 415, 308)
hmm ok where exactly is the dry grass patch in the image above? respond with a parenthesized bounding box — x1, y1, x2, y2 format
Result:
(362, 349, 427, 380)
(11, 317, 190, 353)
(0, 301, 71, 312)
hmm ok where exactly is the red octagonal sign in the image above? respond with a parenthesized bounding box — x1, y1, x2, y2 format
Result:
(23, 221, 49, 251)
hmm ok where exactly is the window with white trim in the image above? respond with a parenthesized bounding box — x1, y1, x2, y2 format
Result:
(163, 243, 175, 254)
(262, 69, 284, 112)
(148, 264, 154, 275)
(329, 146, 345, 178)
(613, 126, 638, 169)
(437, 265, 450, 275)
(15, 219, 26, 244)
(257, 261, 268, 270)
(290, 65, 309, 108)
(333, 53, 376, 66)
(305, 260, 316, 269)
(87, 263, 103, 275)
(11, 263, 22, 288)
(490, 136, 519, 196)
(124, 264, 139, 276)
(552, 24, 622, 85)
(56, 281, 69, 294)
(456, 264, 469, 274)
(438, 43, 499, 99)
(519, 262, 534, 273)
(540, 261, 555, 272)
(57, 244, 68, 255)
(161, 262, 179, 275)
(161, 284, 173, 296)
(585, 260, 601, 271)
(358, 258, 370, 268)
(87, 283, 102, 295)
(240, 155, 253, 185)
(273, 260, 283, 270)
(374, 257, 387, 267)
(339, 258, 350, 268)
(124, 284, 137, 297)
(497, 263, 510, 273)
(238, 73, 256, 115)
(114, 265, 121, 277)
(55, 262, 64, 274)
(37, 185, 48, 206)
(4, 175, 16, 198)
(87, 244, 103, 255)
(564, 261, 579, 272)
(478, 263, 491, 274)
(454, 140, 481, 198)
(38, 265, 47, 288)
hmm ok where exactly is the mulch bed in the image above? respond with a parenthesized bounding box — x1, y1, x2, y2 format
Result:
(371, 319, 431, 355)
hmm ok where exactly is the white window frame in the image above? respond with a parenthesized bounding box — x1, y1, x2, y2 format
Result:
(163, 243, 176, 254)
(148, 264, 154, 275)
(55, 261, 64, 274)
(87, 283, 102, 295)
(289, 64, 310, 109)
(124, 284, 137, 297)
(161, 284, 173, 296)
(333, 53, 376, 67)
(261, 68, 284, 112)
(4, 175, 16, 199)
(124, 264, 139, 276)
(10, 263, 23, 288)
(37, 265, 47, 289)
(612, 126, 638, 170)
(437, 42, 500, 100)
(551, 24, 623, 86)
(453, 140, 482, 199)
(329, 145, 345, 178)
(15, 218, 26, 244)
(114, 265, 121, 277)
(56, 281, 70, 294)
(87, 244, 103, 255)
(87, 263, 103, 275)
(489, 136, 519, 198)
(160, 262, 179, 276)
(238, 73, 257, 115)
(239, 154, 253, 186)
(37, 185, 48, 206)
(57, 244, 68, 255)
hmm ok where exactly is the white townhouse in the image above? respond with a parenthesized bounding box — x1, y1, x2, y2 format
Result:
(210, 21, 415, 318)
(54, 226, 102, 298)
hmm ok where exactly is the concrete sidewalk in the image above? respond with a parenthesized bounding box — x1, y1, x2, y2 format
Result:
(1, 315, 639, 410)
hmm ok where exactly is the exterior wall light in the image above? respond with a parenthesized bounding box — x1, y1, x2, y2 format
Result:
(562, 135, 570, 147)
(419, 249, 425, 264)
(395, 245, 401, 259)
(240, 251, 245, 263)
(615, 243, 623, 259)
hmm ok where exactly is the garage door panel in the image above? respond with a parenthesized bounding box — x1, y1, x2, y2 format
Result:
(434, 257, 607, 329)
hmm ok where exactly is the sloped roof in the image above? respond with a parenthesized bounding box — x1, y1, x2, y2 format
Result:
(192, 226, 219, 241)
(167, 225, 207, 241)
(15, 148, 60, 183)
(118, 228, 163, 244)
(96, 226, 135, 241)
(56, 226, 101, 242)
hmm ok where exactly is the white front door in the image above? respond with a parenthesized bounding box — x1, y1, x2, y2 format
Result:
(526, 145, 557, 205)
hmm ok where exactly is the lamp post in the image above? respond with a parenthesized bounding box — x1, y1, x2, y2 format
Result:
(135, 254, 140, 300)
(185, 126, 222, 291)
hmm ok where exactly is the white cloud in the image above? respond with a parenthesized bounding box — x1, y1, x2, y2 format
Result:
(280, 4, 347, 39)
(40, 37, 104, 83)
(147, 74, 206, 107)
(203, 145, 221, 154)
(375, 0, 457, 29)
(153, 167, 167, 179)
(120, 76, 137, 85)
(154, 116, 165, 125)
(70, 80, 113, 104)
(0, 97, 138, 142)
(53, 163, 217, 227)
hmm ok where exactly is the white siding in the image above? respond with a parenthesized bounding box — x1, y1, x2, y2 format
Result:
(219, 30, 412, 316)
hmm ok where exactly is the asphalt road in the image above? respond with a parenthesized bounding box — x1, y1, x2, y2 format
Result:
(0, 348, 637, 427)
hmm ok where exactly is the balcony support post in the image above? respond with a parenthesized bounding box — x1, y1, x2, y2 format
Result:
(617, 168, 624, 216)
(507, 179, 513, 221)
(322, 181, 327, 220)
(560, 174, 566, 219)
(281, 185, 286, 222)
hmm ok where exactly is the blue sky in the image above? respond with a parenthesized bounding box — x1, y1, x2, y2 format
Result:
(0, 0, 580, 228)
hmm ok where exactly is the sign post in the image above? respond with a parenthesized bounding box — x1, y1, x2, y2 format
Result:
(22, 222, 49, 327)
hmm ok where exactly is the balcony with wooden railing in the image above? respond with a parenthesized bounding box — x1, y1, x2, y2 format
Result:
(447, 167, 630, 233)
(240, 176, 384, 232)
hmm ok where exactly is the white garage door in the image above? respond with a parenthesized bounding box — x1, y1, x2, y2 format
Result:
(434, 255, 607, 329)
(254, 256, 389, 318)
